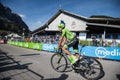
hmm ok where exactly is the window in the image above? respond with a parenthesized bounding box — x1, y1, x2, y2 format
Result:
(118, 34, 120, 39)
(79, 33, 86, 36)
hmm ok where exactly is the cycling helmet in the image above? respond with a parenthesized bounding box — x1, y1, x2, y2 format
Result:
(58, 20, 65, 29)
(58, 23, 65, 29)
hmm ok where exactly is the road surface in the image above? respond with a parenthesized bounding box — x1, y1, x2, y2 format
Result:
(0, 44, 120, 80)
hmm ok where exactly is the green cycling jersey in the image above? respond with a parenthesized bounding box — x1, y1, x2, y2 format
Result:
(61, 28, 75, 41)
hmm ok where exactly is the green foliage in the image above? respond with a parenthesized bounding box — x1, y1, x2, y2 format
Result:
(79, 40, 92, 46)
(107, 42, 120, 47)
(79, 40, 120, 47)
(0, 30, 13, 34)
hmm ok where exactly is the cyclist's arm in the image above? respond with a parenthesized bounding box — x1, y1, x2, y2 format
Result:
(58, 29, 66, 48)
(60, 37, 67, 47)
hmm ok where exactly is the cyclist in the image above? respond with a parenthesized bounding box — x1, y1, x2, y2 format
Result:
(57, 20, 79, 64)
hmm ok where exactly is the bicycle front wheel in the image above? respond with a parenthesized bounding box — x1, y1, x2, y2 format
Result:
(50, 53, 68, 72)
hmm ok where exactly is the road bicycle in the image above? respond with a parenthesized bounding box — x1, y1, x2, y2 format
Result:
(50, 45, 104, 80)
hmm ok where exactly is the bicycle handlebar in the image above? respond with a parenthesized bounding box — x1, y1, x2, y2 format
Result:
(54, 47, 62, 53)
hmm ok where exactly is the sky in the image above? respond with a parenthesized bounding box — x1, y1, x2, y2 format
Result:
(1, 0, 120, 31)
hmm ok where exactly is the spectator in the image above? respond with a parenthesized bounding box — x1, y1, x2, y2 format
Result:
(55, 35, 59, 43)
(110, 38, 118, 47)
(92, 36, 98, 46)
(98, 37, 104, 47)
(103, 40, 108, 47)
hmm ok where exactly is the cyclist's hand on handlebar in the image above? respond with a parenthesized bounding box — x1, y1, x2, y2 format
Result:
(55, 47, 59, 50)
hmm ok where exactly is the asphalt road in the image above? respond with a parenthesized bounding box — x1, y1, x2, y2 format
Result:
(0, 44, 120, 80)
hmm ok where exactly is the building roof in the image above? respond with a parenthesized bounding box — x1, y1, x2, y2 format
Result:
(31, 9, 87, 34)
(87, 22, 120, 28)
(31, 9, 120, 34)
(86, 17, 120, 30)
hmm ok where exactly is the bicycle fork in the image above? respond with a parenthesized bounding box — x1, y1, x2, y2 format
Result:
(57, 55, 63, 64)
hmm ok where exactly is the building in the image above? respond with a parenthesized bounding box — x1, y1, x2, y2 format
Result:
(31, 9, 120, 42)
(87, 18, 120, 39)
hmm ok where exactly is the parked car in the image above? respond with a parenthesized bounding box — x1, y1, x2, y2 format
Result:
(0, 39, 4, 44)
(0, 37, 7, 44)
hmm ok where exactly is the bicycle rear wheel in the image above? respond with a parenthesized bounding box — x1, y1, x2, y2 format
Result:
(51, 53, 68, 72)
(78, 57, 104, 80)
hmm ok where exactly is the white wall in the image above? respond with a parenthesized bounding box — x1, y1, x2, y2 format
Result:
(45, 13, 87, 31)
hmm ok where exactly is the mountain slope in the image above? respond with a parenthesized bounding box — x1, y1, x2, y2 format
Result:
(0, 2, 30, 36)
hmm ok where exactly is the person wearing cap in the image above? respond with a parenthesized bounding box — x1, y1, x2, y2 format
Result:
(57, 20, 79, 64)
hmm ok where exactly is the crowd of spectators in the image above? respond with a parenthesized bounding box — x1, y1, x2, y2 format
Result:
(9, 35, 119, 47)
(30, 35, 59, 44)
(9, 35, 59, 44)
(92, 36, 119, 47)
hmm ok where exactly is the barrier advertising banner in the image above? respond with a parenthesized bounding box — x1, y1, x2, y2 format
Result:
(82, 46, 120, 60)
(23, 42, 29, 48)
(42, 44, 120, 60)
(8, 41, 120, 60)
(33, 43, 42, 50)
(42, 43, 58, 52)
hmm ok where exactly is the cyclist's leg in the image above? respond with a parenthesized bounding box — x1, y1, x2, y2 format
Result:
(62, 40, 75, 56)
(62, 40, 78, 64)
(62, 47, 71, 56)
(73, 39, 79, 58)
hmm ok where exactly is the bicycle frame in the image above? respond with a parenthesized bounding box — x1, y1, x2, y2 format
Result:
(56, 45, 85, 64)
(56, 48, 70, 63)
(52, 45, 104, 80)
